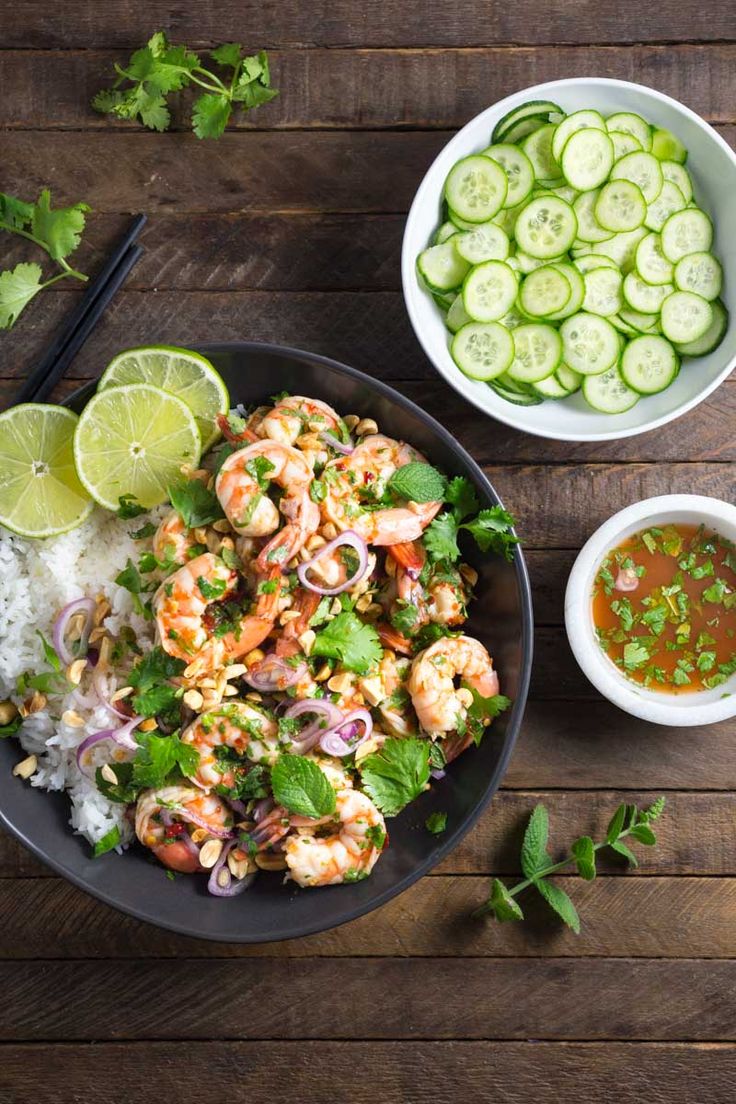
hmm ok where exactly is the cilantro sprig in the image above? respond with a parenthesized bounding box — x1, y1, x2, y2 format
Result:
(423, 476, 518, 564)
(96, 729, 200, 804)
(0, 189, 89, 330)
(312, 611, 382, 675)
(473, 797, 665, 931)
(93, 32, 278, 139)
(359, 737, 430, 816)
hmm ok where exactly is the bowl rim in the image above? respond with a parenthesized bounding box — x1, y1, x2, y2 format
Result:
(0, 340, 534, 942)
(564, 493, 736, 726)
(401, 76, 736, 444)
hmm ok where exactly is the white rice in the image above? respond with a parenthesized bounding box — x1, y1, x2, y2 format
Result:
(0, 507, 163, 849)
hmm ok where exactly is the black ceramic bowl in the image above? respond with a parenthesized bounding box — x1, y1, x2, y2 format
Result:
(0, 343, 533, 942)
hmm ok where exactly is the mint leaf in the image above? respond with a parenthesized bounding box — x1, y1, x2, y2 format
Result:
(0, 262, 44, 329)
(425, 811, 447, 835)
(93, 825, 121, 857)
(605, 803, 627, 843)
(359, 737, 430, 816)
(536, 879, 580, 933)
(312, 611, 381, 675)
(609, 839, 639, 867)
(271, 753, 336, 819)
(520, 803, 550, 879)
(571, 835, 596, 881)
(628, 823, 657, 845)
(387, 462, 446, 504)
(168, 479, 224, 528)
(487, 878, 524, 922)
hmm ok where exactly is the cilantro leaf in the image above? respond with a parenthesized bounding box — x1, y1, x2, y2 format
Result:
(192, 93, 232, 140)
(446, 475, 479, 521)
(95, 762, 137, 804)
(359, 737, 430, 816)
(168, 479, 224, 528)
(703, 578, 729, 604)
(132, 730, 200, 789)
(390, 601, 418, 637)
(387, 462, 446, 504)
(462, 507, 518, 560)
(425, 811, 447, 835)
(0, 262, 45, 329)
(117, 494, 147, 518)
(31, 189, 90, 261)
(0, 714, 22, 738)
(312, 611, 382, 675)
(423, 513, 461, 563)
(210, 42, 244, 69)
(93, 825, 121, 857)
(127, 645, 185, 720)
(0, 193, 34, 230)
(271, 754, 337, 819)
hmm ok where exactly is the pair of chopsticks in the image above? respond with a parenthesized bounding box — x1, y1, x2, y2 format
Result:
(15, 214, 147, 405)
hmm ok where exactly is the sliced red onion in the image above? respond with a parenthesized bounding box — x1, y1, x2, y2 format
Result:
(296, 530, 369, 596)
(207, 839, 254, 897)
(283, 698, 344, 754)
(253, 797, 275, 823)
(615, 566, 639, 592)
(243, 653, 307, 692)
(228, 797, 248, 818)
(92, 666, 131, 721)
(318, 709, 373, 757)
(430, 768, 446, 780)
(76, 715, 142, 770)
(53, 597, 96, 666)
(176, 807, 234, 840)
(319, 430, 354, 455)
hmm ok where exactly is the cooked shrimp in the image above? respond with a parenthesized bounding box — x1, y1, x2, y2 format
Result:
(390, 541, 468, 627)
(284, 788, 387, 887)
(152, 510, 197, 565)
(407, 634, 499, 736)
(322, 434, 441, 546)
(135, 785, 232, 874)
(154, 551, 280, 673)
(215, 440, 319, 570)
(181, 701, 279, 788)
(259, 395, 344, 448)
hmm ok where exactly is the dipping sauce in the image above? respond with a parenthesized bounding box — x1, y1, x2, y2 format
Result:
(592, 523, 736, 694)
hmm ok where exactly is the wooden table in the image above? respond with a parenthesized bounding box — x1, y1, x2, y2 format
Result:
(1, 3, 735, 1101)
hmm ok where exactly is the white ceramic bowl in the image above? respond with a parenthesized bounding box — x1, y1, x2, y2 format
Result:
(565, 495, 736, 726)
(401, 78, 736, 442)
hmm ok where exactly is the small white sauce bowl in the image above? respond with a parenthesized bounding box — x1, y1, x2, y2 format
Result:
(565, 495, 736, 726)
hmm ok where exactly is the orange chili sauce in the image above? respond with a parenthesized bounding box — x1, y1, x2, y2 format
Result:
(592, 523, 736, 694)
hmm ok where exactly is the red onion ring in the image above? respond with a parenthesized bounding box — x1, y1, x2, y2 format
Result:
(75, 715, 142, 770)
(243, 654, 307, 692)
(296, 530, 369, 596)
(318, 709, 373, 757)
(53, 597, 96, 666)
(319, 430, 354, 455)
(207, 839, 254, 897)
(176, 807, 234, 840)
(92, 666, 131, 721)
(284, 698, 344, 754)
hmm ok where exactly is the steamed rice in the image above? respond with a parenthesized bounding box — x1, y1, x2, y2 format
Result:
(0, 508, 162, 848)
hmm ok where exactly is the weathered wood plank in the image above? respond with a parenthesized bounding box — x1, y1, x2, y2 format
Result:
(2, 0, 732, 48)
(3, 957, 735, 1040)
(1, 791, 731, 880)
(3, 46, 736, 130)
(0, 875, 734, 959)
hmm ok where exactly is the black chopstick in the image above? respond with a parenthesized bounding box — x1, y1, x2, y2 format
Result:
(15, 213, 147, 405)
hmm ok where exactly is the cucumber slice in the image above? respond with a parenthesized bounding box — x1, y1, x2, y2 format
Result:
(451, 322, 515, 380)
(499, 306, 527, 330)
(651, 128, 688, 164)
(491, 100, 563, 144)
(514, 196, 578, 259)
(434, 221, 458, 245)
(662, 161, 693, 204)
(446, 294, 472, 334)
(560, 312, 620, 375)
(592, 226, 648, 273)
(516, 250, 566, 274)
(448, 210, 480, 230)
(573, 189, 614, 243)
(547, 263, 585, 320)
(608, 130, 643, 160)
(623, 272, 673, 313)
(519, 265, 571, 317)
(455, 222, 510, 264)
(583, 364, 641, 413)
(417, 243, 470, 292)
(462, 260, 518, 322)
(619, 307, 660, 333)
(610, 314, 640, 337)
(583, 266, 624, 316)
(606, 112, 653, 152)
(492, 202, 526, 236)
(574, 254, 618, 274)
(644, 180, 686, 232)
(506, 323, 563, 382)
(674, 252, 723, 301)
(594, 180, 646, 232)
(560, 129, 614, 190)
(551, 109, 606, 163)
(533, 373, 570, 399)
(482, 144, 535, 208)
(661, 208, 713, 262)
(635, 232, 674, 285)
(445, 155, 508, 223)
(610, 152, 663, 203)
(497, 116, 549, 146)
(660, 290, 713, 344)
(522, 123, 563, 181)
(675, 299, 728, 357)
(433, 290, 455, 310)
(556, 363, 584, 393)
(489, 376, 544, 406)
(550, 184, 580, 204)
(620, 334, 679, 394)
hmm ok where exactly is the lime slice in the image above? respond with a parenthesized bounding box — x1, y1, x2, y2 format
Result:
(74, 383, 201, 511)
(98, 346, 228, 451)
(0, 404, 93, 538)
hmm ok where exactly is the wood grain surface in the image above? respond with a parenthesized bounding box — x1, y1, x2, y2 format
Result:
(1, 2, 734, 1102)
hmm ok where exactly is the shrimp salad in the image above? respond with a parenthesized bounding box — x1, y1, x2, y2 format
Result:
(5, 393, 516, 896)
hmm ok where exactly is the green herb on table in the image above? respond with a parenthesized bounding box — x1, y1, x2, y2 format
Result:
(0, 190, 90, 329)
(473, 797, 665, 932)
(92, 32, 278, 139)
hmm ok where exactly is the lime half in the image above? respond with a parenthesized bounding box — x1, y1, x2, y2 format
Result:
(98, 346, 229, 451)
(0, 404, 93, 538)
(74, 383, 201, 510)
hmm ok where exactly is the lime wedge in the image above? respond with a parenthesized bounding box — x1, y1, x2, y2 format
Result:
(0, 404, 93, 538)
(98, 346, 229, 451)
(73, 383, 201, 511)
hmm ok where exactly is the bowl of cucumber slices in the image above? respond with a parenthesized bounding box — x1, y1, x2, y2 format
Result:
(402, 78, 736, 441)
